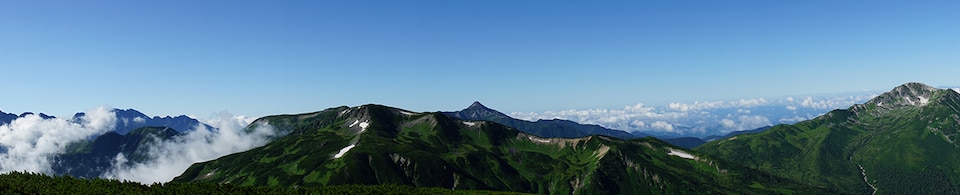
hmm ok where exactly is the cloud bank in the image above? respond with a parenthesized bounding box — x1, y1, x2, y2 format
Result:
(511, 92, 879, 137)
(101, 112, 277, 183)
(0, 107, 116, 174)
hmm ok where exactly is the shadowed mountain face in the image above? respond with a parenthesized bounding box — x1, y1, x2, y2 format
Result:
(173, 104, 837, 194)
(697, 82, 960, 194)
(54, 126, 183, 179)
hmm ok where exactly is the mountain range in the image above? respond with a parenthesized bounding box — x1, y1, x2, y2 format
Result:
(697, 82, 960, 194)
(173, 104, 834, 194)
(77, 109, 212, 135)
(6, 82, 960, 194)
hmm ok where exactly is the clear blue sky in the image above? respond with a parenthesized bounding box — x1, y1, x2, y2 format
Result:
(1, 1, 958, 118)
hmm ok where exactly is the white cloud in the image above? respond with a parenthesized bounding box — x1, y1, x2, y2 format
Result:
(650, 121, 674, 132)
(737, 115, 771, 130)
(786, 106, 797, 111)
(509, 91, 877, 137)
(720, 119, 735, 128)
(101, 111, 278, 183)
(0, 107, 116, 174)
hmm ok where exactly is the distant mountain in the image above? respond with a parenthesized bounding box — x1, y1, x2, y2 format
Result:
(73, 109, 212, 135)
(54, 126, 183, 178)
(701, 126, 772, 142)
(442, 101, 642, 139)
(173, 104, 836, 194)
(18, 112, 55, 119)
(697, 82, 960, 194)
(0, 110, 16, 125)
(442, 102, 719, 148)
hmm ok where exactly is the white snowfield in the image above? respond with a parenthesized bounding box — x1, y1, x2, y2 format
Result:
(919, 96, 929, 105)
(359, 121, 370, 132)
(349, 120, 371, 133)
(667, 148, 696, 160)
(527, 136, 551, 143)
(333, 144, 357, 159)
(462, 121, 477, 127)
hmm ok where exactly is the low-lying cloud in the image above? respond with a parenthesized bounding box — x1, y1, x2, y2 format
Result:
(0, 107, 116, 174)
(511, 92, 880, 137)
(0, 107, 279, 184)
(101, 112, 277, 183)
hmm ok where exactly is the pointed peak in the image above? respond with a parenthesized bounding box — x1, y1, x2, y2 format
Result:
(467, 101, 490, 110)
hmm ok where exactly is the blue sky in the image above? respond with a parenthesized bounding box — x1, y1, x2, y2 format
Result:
(1, 1, 958, 118)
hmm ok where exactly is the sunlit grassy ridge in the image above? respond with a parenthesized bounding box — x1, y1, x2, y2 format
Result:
(697, 83, 960, 194)
(174, 104, 836, 194)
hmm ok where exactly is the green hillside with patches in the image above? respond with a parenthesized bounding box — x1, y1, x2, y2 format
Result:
(173, 104, 835, 194)
(697, 82, 960, 194)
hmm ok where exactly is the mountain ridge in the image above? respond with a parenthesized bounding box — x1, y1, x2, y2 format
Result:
(696, 82, 960, 194)
(173, 104, 836, 194)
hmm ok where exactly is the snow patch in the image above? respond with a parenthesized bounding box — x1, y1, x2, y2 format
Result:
(462, 121, 477, 127)
(667, 148, 696, 160)
(527, 136, 551, 143)
(919, 96, 929, 105)
(349, 120, 360, 127)
(333, 144, 357, 159)
(400, 111, 416, 116)
(202, 170, 215, 178)
(359, 121, 370, 132)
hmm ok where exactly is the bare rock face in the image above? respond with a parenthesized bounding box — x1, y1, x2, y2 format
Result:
(852, 82, 957, 115)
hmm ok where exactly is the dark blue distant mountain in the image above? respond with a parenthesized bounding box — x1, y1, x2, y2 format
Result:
(0, 110, 16, 125)
(74, 109, 213, 135)
(2, 108, 210, 135)
(17, 112, 56, 119)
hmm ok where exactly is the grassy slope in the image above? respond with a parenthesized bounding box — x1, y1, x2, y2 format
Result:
(697, 87, 960, 194)
(174, 105, 835, 194)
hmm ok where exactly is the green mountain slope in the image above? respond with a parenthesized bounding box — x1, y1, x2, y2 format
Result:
(173, 104, 835, 194)
(696, 82, 960, 194)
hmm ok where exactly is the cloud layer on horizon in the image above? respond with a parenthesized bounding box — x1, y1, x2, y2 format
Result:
(510, 92, 880, 136)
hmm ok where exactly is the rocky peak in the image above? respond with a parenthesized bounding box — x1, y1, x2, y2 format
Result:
(864, 82, 941, 109)
(442, 101, 511, 120)
(467, 101, 491, 110)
